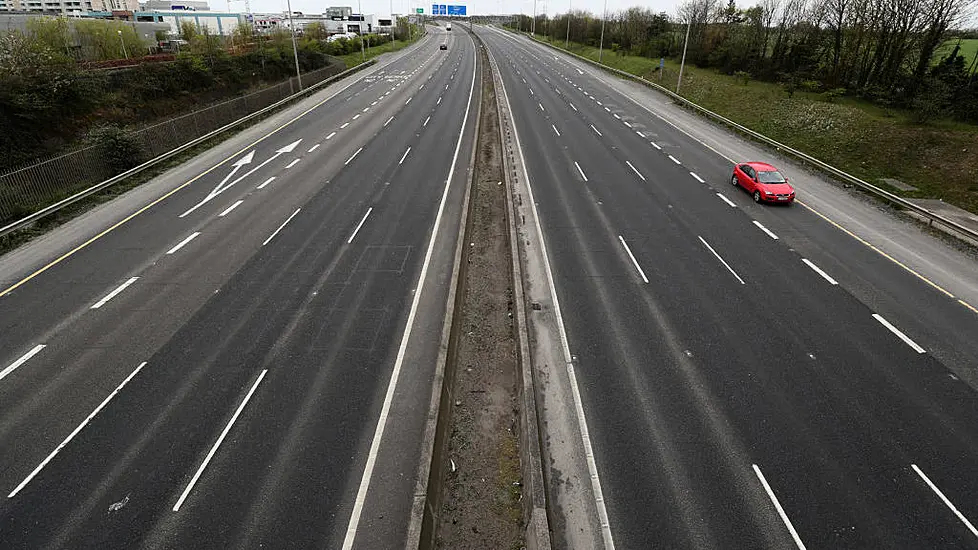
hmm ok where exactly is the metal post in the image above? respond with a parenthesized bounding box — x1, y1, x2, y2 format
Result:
(531, 0, 536, 34)
(285, 0, 303, 89)
(597, 0, 606, 62)
(391, 0, 396, 50)
(117, 30, 129, 59)
(358, 0, 366, 62)
(676, 18, 691, 94)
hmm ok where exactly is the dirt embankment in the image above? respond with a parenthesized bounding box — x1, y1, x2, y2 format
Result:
(435, 41, 524, 550)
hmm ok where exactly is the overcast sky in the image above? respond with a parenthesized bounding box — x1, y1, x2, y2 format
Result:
(242, 0, 682, 18)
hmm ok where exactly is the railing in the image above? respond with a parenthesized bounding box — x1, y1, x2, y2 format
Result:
(512, 29, 978, 244)
(0, 62, 355, 234)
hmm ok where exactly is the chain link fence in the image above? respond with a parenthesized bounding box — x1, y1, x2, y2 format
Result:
(0, 62, 344, 226)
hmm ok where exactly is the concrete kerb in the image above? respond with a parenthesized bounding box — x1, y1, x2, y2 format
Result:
(475, 30, 554, 550)
(514, 30, 978, 248)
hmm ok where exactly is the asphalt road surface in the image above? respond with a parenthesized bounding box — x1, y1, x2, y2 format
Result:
(479, 24, 978, 550)
(0, 25, 478, 549)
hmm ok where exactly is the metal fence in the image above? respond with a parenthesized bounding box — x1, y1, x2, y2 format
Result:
(0, 63, 343, 225)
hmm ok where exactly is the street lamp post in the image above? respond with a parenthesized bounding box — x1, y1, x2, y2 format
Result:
(390, 0, 396, 51)
(531, 0, 536, 35)
(117, 29, 129, 60)
(597, 0, 606, 62)
(285, 0, 303, 89)
(358, 0, 366, 63)
(676, 17, 691, 94)
(564, 1, 570, 49)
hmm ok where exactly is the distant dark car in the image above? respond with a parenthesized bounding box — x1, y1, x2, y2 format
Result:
(440, 44, 448, 50)
(731, 161, 796, 204)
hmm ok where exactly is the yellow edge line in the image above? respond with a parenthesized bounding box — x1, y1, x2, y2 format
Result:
(959, 300, 978, 314)
(796, 199, 956, 299)
(0, 64, 379, 300)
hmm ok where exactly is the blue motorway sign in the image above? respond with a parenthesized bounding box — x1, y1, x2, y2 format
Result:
(447, 4, 466, 15)
(431, 4, 447, 14)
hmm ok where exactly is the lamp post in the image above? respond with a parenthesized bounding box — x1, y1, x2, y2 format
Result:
(117, 29, 129, 60)
(358, 0, 366, 63)
(597, 0, 606, 62)
(285, 0, 302, 89)
(564, 0, 570, 49)
(391, 0, 396, 51)
(676, 17, 691, 94)
(531, 0, 536, 35)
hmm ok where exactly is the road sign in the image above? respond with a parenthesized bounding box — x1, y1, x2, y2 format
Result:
(416, 7, 423, 12)
(447, 4, 466, 15)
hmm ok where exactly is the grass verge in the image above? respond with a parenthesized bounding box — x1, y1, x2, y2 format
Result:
(531, 32, 978, 215)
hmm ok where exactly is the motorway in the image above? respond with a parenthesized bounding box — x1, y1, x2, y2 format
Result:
(478, 25, 978, 549)
(0, 25, 478, 548)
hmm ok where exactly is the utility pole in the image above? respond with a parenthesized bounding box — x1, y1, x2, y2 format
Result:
(285, 0, 302, 89)
(676, 17, 691, 94)
(597, 0, 606, 62)
(391, 0, 396, 50)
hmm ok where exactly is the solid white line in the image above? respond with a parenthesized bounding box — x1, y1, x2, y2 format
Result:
(166, 232, 200, 255)
(423, 115, 431, 127)
(347, 207, 373, 244)
(800, 259, 837, 284)
(90, 277, 139, 309)
(326, 132, 337, 140)
(286, 159, 301, 169)
(340, 122, 350, 129)
(716, 193, 737, 207)
(749, 221, 777, 240)
(753, 465, 808, 550)
(8, 361, 147, 498)
(0, 344, 46, 383)
(262, 208, 300, 246)
(399, 147, 412, 165)
(384, 116, 394, 127)
(574, 161, 588, 182)
(353, 114, 361, 120)
(173, 369, 268, 512)
(307, 144, 320, 153)
(651, 142, 661, 150)
(569, 102, 578, 111)
(218, 200, 244, 217)
(625, 161, 646, 181)
(699, 236, 746, 284)
(690, 172, 705, 183)
(668, 155, 681, 165)
(873, 314, 926, 353)
(552, 124, 561, 137)
(912, 464, 978, 537)
(257, 176, 275, 189)
(618, 236, 649, 283)
(590, 124, 602, 137)
(437, 96, 442, 105)
(345, 147, 363, 166)
(342, 40, 478, 550)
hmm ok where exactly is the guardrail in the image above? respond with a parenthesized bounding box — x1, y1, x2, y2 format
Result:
(508, 29, 978, 245)
(0, 59, 380, 239)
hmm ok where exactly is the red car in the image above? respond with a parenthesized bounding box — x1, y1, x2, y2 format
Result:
(731, 162, 795, 204)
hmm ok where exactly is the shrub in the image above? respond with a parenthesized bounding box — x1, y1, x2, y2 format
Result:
(86, 124, 144, 173)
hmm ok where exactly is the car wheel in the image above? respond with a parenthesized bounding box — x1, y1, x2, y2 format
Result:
(731, 175, 738, 187)
(753, 190, 762, 203)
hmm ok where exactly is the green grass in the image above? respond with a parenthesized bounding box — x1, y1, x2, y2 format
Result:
(335, 34, 420, 68)
(935, 38, 978, 65)
(530, 32, 978, 214)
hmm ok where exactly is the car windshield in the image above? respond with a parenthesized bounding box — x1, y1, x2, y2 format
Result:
(757, 170, 786, 183)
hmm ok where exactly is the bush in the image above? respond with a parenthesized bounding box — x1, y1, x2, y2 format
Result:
(733, 70, 750, 85)
(822, 87, 846, 102)
(86, 124, 144, 173)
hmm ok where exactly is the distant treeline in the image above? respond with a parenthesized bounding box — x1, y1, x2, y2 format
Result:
(512, 0, 978, 123)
